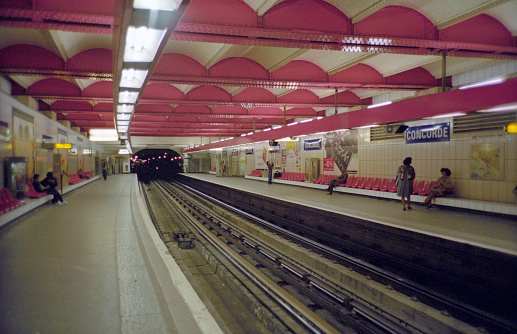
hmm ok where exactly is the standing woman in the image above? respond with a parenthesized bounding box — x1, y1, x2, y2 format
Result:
(396, 157, 415, 211)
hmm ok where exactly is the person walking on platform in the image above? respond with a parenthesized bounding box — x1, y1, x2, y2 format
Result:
(395, 157, 415, 211)
(34, 173, 67, 205)
(424, 168, 454, 209)
(266, 160, 274, 184)
(102, 159, 108, 180)
(327, 167, 348, 195)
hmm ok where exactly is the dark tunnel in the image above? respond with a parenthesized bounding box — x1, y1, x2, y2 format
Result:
(131, 148, 183, 183)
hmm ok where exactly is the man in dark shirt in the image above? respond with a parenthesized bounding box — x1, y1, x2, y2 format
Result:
(327, 167, 348, 195)
(35, 173, 67, 205)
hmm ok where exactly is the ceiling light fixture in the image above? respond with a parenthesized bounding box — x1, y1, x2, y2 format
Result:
(113, 0, 187, 151)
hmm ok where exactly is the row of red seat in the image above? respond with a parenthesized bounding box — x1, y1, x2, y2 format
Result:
(277, 172, 305, 182)
(247, 170, 263, 177)
(314, 175, 438, 196)
(0, 188, 25, 215)
(68, 172, 95, 185)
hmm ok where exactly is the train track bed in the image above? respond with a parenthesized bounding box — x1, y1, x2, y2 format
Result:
(142, 177, 515, 333)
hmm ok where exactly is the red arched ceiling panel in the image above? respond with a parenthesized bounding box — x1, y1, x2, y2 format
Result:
(286, 107, 317, 116)
(182, 0, 258, 27)
(28, 78, 81, 96)
(248, 107, 282, 115)
(263, 0, 352, 34)
(386, 67, 436, 85)
(64, 114, 102, 121)
(209, 57, 269, 79)
(142, 83, 184, 99)
(187, 86, 231, 101)
(0, 44, 64, 70)
(233, 88, 276, 103)
(440, 14, 513, 46)
(51, 100, 92, 111)
(166, 116, 198, 122)
(93, 102, 113, 112)
(174, 105, 212, 114)
(66, 48, 112, 73)
(83, 81, 112, 97)
(330, 64, 383, 84)
(355, 5, 437, 40)
(278, 89, 319, 104)
(320, 91, 361, 104)
(212, 106, 248, 115)
(133, 115, 168, 122)
(272, 60, 327, 82)
(155, 53, 207, 77)
(35, 0, 114, 15)
(136, 104, 174, 113)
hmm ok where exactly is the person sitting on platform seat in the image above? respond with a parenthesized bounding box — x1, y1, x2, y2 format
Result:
(424, 168, 454, 209)
(327, 167, 348, 195)
(36, 172, 67, 205)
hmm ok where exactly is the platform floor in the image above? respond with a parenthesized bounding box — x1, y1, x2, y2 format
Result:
(185, 173, 517, 256)
(0, 174, 222, 334)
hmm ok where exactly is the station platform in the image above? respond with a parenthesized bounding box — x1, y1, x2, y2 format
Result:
(0, 174, 223, 334)
(1, 172, 515, 334)
(184, 173, 517, 256)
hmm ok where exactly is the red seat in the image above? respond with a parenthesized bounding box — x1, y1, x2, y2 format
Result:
(311, 174, 324, 184)
(339, 175, 354, 187)
(370, 178, 383, 190)
(27, 183, 48, 198)
(413, 180, 427, 195)
(377, 178, 390, 191)
(350, 176, 362, 188)
(360, 177, 374, 189)
(355, 177, 368, 189)
(387, 179, 398, 192)
(1, 188, 22, 210)
(418, 181, 435, 195)
(315, 174, 329, 184)
(323, 175, 337, 185)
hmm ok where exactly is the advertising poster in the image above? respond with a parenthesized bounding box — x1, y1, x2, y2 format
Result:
(323, 129, 358, 171)
(323, 157, 334, 171)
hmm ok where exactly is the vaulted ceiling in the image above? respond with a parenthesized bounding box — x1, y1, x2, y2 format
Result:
(1, 0, 516, 145)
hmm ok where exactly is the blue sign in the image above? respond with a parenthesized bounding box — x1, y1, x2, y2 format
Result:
(245, 147, 254, 155)
(304, 138, 322, 151)
(406, 123, 450, 144)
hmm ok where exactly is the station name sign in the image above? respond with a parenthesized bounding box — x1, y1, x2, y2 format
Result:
(406, 123, 450, 144)
(304, 138, 322, 151)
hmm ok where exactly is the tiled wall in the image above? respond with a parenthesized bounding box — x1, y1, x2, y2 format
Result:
(360, 120, 517, 204)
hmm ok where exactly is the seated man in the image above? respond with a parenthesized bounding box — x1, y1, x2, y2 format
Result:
(34, 173, 68, 205)
(327, 167, 348, 195)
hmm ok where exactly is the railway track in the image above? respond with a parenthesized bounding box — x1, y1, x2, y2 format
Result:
(143, 177, 516, 334)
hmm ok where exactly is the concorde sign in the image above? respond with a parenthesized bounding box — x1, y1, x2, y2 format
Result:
(405, 123, 450, 144)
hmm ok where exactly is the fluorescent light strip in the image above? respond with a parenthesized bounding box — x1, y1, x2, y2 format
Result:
(134, 0, 179, 11)
(459, 77, 505, 90)
(479, 103, 517, 113)
(427, 112, 466, 119)
(367, 101, 392, 109)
